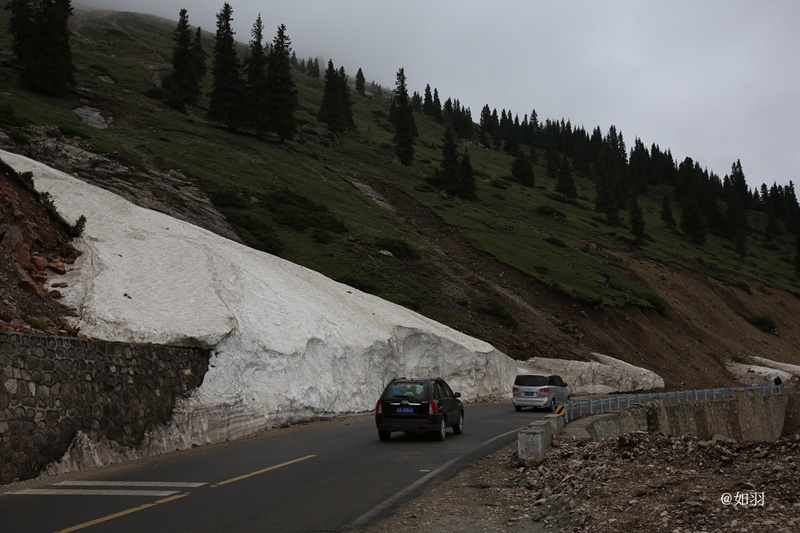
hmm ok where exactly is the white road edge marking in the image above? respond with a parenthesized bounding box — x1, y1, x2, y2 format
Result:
(13, 489, 181, 497)
(55, 481, 207, 488)
(10, 480, 208, 496)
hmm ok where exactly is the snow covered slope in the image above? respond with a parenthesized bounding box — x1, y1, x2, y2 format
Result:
(1, 150, 518, 455)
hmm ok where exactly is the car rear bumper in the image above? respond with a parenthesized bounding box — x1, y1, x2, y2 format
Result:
(512, 395, 552, 408)
(375, 413, 444, 433)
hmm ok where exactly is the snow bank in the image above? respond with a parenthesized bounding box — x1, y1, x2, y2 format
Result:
(1, 150, 518, 458)
(517, 353, 665, 395)
(726, 356, 800, 388)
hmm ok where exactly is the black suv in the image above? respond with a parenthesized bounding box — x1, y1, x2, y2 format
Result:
(375, 377, 464, 441)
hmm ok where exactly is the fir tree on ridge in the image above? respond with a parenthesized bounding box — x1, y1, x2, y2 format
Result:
(511, 150, 535, 187)
(244, 14, 269, 138)
(318, 60, 355, 134)
(389, 68, 416, 165)
(355, 68, 366, 96)
(266, 23, 298, 141)
(7, 0, 75, 95)
(168, 9, 204, 107)
(556, 156, 577, 199)
(208, 2, 243, 127)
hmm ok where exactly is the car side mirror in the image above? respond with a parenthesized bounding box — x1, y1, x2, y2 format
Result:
(454, 392, 461, 398)
(563, 383, 568, 388)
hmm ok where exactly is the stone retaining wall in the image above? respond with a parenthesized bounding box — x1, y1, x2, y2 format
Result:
(563, 390, 795, 443)
(0, 331, 209, 484)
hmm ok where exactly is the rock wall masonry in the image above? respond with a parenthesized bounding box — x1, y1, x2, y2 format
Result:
(0, 331, 209, 485)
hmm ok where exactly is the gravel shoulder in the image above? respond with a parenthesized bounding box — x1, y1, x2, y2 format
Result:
(356, 431, 800, 533)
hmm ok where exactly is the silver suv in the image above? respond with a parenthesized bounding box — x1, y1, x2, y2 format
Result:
(512, 373, 569, 411)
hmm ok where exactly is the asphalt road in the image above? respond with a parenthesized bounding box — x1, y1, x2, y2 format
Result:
(0, 403, 545, 533)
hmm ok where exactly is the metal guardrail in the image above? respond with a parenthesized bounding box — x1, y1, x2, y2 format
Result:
(565, 384, 786, 422)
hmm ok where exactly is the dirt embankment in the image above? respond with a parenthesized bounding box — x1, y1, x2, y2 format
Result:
(358, 176, 800, 390)
(0, 160, 80, 335)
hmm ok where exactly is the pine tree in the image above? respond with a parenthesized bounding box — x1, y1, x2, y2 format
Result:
(338, 66, 355, 130)
(764, 203, 781, 242)
(170, 9, 194, 105)
(411, 91, 423, 112)
(432, 126, 477, 200)
(319, 60, 344, 133)
(729, 160, 750, 206)
(439, 125, 460, 193)
(458, 149, 477, 200)
(594, 147, 621, 224)
(389, 68, 416, 165)
(628, 137, 650, 192)
(208, 3, 243, 127)
(10, 0, 75, 95)
(556, 156, 577, 199)
(723, 179, 748, 255)
(629, 192, 646, 246)
(511, 151, 535, 187)
(423, 84, 434, 116)
(680, 197, 706, 244)
(355, 67, 366, 96)
(545, 147, 559, 178)
(503, 115, 520, 155)
(165, 19, 207, 110)
(244, 14, 269, 137)
(432, 88, 443, 123)
(660, 195, 676, 229)
(7, 0, 34, 68)
(188, 27, 207, 100)
(491, 109, 502, 150)
(266, 23, 298, 141)
(318, 61, 354, 134)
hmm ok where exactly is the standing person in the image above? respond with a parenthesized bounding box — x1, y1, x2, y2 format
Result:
(774, 375, 783, 391)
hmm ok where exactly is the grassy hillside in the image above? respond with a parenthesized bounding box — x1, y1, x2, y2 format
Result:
(1, 9, 798, 366)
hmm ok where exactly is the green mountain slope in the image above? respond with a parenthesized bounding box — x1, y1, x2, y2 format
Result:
(2, 9, 799, 388)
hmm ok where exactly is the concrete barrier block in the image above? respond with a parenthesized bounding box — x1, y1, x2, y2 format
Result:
(544, 413, 565, 437)
(517, 420, 552, 462)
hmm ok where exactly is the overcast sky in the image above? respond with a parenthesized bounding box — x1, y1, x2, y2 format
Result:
(76, 1, 800, 189)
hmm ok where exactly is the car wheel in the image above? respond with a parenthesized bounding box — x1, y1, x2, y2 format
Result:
(453, 412, 464, 434)
(378, 429, 391, 441)
(514, 405, 522, 412)
(435, 419, 446, 441)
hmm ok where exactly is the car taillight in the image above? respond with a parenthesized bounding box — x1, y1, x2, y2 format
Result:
(539, 387, 550, 393)
(512, 386, 519, 393)
(375, 400, 383, 415)
(428, 400, 439, 414)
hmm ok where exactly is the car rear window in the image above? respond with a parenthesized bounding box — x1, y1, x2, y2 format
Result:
(383, 381, 426, 400)
(514, 375, 549, 387)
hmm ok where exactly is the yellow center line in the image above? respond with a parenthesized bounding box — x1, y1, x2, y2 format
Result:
(56, 492, 189, 532)
(213, 454, 316, 486)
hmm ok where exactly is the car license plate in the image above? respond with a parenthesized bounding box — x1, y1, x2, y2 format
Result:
(523, 392, 535, 397)
(396, 407, 414, 414)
